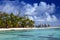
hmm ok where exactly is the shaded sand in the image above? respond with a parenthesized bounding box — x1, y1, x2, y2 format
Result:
(0, 27, 60, 31)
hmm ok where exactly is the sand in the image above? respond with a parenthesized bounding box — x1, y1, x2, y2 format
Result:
(0, 27, 60, 31)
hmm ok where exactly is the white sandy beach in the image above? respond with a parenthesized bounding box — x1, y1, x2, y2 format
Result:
(0, 27, 60, 31)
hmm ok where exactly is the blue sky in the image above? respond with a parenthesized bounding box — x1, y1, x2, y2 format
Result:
(0, 0, 60, 26)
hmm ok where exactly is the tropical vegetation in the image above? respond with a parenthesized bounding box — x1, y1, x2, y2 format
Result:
(0, 12, 34, 28)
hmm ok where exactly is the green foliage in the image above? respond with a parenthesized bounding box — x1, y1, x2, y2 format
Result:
(0, 12, 34, 28)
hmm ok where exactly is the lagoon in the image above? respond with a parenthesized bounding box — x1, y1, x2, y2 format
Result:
(0, 28, 60, 40)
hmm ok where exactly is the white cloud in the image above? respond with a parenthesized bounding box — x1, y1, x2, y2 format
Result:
(0, 3, 18, 15)
(52, 15, 57, 21)
(0, 1, 58, 23)
(28, 16, 34, 20)
(46, 12, 52, 22)
(21, 1, 57, 22)
(46, 12, 57, 22)
(23, 2, 56, 15)
(24, 3, 37, 15)
(3, 4, 14, 13)
(21, 1, 26, 5)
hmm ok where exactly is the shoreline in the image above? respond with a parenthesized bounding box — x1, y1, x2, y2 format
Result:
(0, 27, 60, 31)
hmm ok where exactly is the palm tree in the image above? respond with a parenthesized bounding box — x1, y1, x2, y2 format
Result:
(0, 13, 2, 28)
(0, 12, 35, 28)
(0, 12, 7, 28)
(10, 13, 17, 28)
(3, 13, 9, 28)
(10, 13, 22, 28)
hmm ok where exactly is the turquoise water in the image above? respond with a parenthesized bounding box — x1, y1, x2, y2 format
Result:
(0, 28, 60, 40)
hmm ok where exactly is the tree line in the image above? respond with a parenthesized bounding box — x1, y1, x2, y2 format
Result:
(0, 12, 34, 28)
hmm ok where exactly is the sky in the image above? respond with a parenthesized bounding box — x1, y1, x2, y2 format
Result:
(0, 0, 60, 26)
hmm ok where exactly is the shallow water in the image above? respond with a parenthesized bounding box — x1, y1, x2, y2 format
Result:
(0, 28, 60, 40)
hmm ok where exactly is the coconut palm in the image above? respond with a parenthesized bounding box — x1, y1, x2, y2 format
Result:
(0, 12, 35, 28)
